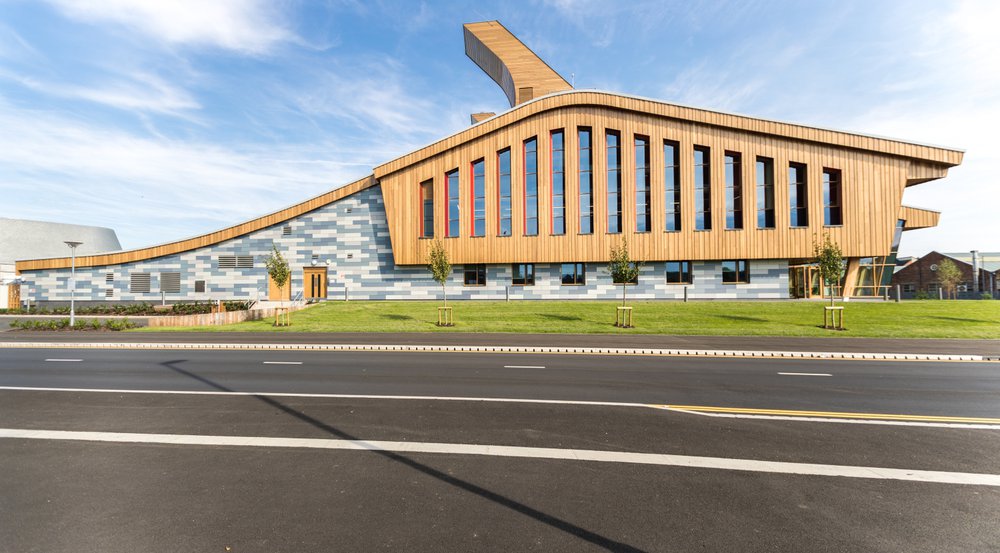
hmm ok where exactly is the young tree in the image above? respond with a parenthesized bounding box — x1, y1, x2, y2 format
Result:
(264, 244, 290, 300)
(813, 233, 844, 307)
(609, 237, 641, 309)
(936, 258, 962, 299)
(427, 239, 451, 307)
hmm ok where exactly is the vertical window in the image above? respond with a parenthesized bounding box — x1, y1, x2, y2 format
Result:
(756, 157, 775, 229)
(664, 140, 680, 232)
(635, 136, 651, 232)
(464, 264, 487, 286)
(551, 130, 565, 235)
(579, 128, 593, 234)
(471, 159, 485, 237)
(524, 137, 538, 236)
(694, 146, 712, 230)
(722, 260, 750, 283)
(561, 263, 586, 285)
(724, 152, 743, 230)
(665, 261, 692, 284)
(789, 163, 808, 227)
(498, 149, 512, 236)
(512, 263, 535, 286)
(823, 168, 843, 226)
(419, 179, 434, 238)
(446, 169, 460, 237)
(606, 130, 622, 233)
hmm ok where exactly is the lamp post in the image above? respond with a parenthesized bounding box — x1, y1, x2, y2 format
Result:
(64, 241, 82, 326)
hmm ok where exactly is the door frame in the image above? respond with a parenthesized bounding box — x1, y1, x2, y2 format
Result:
(303, 267, 328, 300)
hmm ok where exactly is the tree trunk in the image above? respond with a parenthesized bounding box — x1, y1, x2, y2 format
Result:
(442, 284, 447, 307)
(622, 283, 627, 308)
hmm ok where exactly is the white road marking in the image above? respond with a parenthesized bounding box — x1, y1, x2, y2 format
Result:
(2, 385, 998, 429)
(1, 427, 998, 486)
(44, 359, 82, 362)
(503, 365, 546, 369)
(778, 372, 832, 377)
(262, 361, 303, 365)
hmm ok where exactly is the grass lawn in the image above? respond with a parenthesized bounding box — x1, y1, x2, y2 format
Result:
(138, 300, 1000, 339)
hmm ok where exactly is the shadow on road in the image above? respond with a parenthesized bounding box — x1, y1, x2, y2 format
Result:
(160, 359, 645, 552)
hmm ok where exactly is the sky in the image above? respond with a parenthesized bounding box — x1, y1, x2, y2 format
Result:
(0, 0, 997, 258)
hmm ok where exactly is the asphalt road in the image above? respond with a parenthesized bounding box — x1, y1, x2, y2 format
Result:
(1, 348, 999, 552)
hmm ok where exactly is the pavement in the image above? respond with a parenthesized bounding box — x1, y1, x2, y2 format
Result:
(1, 347, 999, 551)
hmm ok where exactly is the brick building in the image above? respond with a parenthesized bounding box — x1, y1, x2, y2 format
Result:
(891, 251, 998, 299)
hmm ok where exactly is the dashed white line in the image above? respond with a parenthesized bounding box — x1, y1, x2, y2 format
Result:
(262, 361, 303, 365)
(1, 428, 998, 486)
(778, 372, 832, 377)
(44, 359, 82, 362)
(503, 365, 546, 369)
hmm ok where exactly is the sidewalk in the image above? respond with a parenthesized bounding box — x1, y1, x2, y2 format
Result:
(1, 331, 998, 357)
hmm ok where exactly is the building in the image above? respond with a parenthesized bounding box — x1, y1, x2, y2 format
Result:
(892, 251, 999, 299)
(15, 21, 963, 304)
(1, 218, 121, 308)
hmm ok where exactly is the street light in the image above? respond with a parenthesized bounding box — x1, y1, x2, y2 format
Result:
(64, 241, 82, 326)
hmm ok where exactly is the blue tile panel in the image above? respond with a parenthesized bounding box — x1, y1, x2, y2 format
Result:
(21, 186, 790, 301)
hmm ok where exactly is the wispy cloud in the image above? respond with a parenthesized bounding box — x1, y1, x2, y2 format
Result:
(43, 0, 295, 55)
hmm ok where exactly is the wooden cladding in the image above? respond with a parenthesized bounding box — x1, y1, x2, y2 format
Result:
(899, 205, 940, 230)
(380, 104, 937, 265)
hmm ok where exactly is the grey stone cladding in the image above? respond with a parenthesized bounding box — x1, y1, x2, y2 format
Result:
(21, 185, 790, 302)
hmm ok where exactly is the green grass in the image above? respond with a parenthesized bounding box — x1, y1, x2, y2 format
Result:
(136, 300, 1000, 339)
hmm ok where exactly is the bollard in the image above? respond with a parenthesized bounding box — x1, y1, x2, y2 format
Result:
(939, 288, 944, 300)
(683, 286, 688, 303)
(506, 285, 510, 302)
(344, 286, 349, 302)
(895, 284, 901, 303)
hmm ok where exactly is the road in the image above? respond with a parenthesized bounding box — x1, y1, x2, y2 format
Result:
(1, 347, 999, 552)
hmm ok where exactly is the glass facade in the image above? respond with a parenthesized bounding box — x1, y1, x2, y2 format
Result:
(524, 138, 538, 236)
(512, 263, 535, 286)
(756, 157, 775, 229)
(635, 136, 650, 232)
(789, 163, 808, 227)
(579, 128, 593, 234)
(664, 140, 680, 232)
(551, 131, 565, 235)
(561, 263, 586, 285)
(419, 179, 433, 238)
(665, 261, 691, 284)
(823, 168, 842, 226)
(725, 152, 743, 230)
(464, 264, 486, 286)
(606, 131, 622, 233)
(722, 260, 750, 283)
(471, 158, 485, 237)
(446, 169, 459, 237)
(498, 149, 512, 236)
(853, 219, 904, 297)
(694, 146, 711, 230)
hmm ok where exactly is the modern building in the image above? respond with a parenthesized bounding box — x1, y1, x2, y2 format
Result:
(1, 218, 121, 308)
(891, 251, 998, 299)
(15, 21, 963, 304)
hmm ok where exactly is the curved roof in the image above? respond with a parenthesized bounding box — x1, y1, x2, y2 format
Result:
(1, 218, 121, 264)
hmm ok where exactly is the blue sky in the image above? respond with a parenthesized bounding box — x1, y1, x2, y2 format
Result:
(0, 0, 996, 257)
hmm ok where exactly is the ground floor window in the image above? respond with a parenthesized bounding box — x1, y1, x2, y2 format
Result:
(902, 283, 915, 293)
(464, 264, 486, 286)
(512, 263, 535, 286)
(561, 263, 586, 285)
(722, 260, 749, 284)
(665, 261, 691, 284)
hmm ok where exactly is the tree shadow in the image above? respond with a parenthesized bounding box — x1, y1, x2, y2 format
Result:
(539, 313, 583, 322)
(160, 360, 645, 552)
(713, 314, 767, 323)
(929, 316, 992, 324)
(378, 313, 414, 321)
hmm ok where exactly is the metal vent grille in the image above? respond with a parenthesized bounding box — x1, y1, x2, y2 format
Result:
(194, 280, 206, 293)
(105, 272, 114, 283)
(160, 272, 181, 294)
(236, 255, 254, 268)
(105, 288, 114, 298)
(282, 225, 292, 236)
(218, 256, 237, 269)
(130, 273, 151, 293)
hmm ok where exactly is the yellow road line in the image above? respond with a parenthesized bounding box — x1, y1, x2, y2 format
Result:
(659, 404, 1000, 424)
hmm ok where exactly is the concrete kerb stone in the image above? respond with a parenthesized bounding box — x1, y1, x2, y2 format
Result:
(0, 341, 986, 362)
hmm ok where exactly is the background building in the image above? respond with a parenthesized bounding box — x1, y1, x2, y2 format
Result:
(15, 21, 962, 304)
(892, 251, 998, 299)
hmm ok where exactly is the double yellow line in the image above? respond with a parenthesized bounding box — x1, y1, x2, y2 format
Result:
(659, 404, 1000, 425)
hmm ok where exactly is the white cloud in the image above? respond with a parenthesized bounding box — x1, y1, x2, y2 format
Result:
(44, 0, 294, 55)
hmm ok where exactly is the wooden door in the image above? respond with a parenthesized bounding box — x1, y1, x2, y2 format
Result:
(7, 284, 19, 309)
(268, 274, 291, 301)
(303, 267, 327, 300)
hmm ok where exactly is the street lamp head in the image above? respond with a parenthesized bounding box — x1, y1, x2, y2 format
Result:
(64, 241, 83, 249)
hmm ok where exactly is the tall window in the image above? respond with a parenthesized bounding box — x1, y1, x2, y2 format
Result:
(445, 169, 459, 237)
(471, 159, 485, 237)
(579, 128, 593, 234)
(464, 264, 486, 286)
(419, 179, 433, 238)
(789, 162, 808, 227)
(512, 263, 535, 286)
(635, 136, 650, 232)
(756, 157, 775, 229)
(694, 146, 711, 230)
(823, 168, 843, 226)
(722, 260, 750, 283)
(665, 261, 692, 284)
(664, 140, 680, 232)
(725, 152, 743, 230)
(606, 130, 622, 233)
(524, 137, 538, 236)
(561, 263, 586, 285)
(551, 130, 565, 235)
(498, 149, 512, 236)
